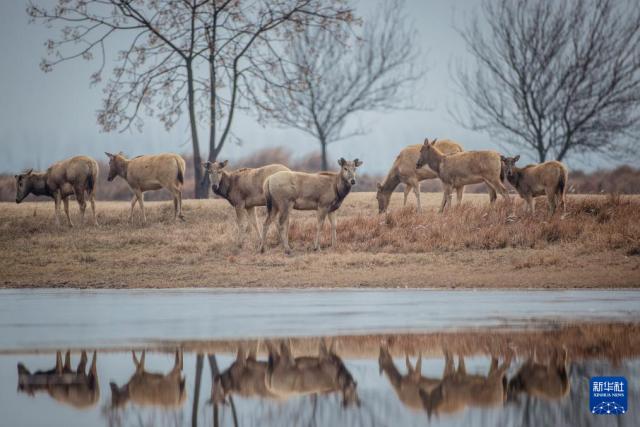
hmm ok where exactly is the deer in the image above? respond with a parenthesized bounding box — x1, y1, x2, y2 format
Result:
(15, 156, 99, 226)
(259, 158, 363, 254)
(416, 138, 511, 213)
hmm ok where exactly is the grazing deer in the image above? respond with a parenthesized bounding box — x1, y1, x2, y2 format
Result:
(202, 161, 290, 245)
(265, 340, 360, 407)
(419, 352, 510, 417)
(416, 138, 511, 213)
(259, 158, 363, 254)
(110, 350, 186, 408)
(17, 350, 99, 409)
(378, 346, 440, 411)
(508, 348, 570, 401)
(500, 156, 568, 215)
(212, 345, 279, 404)
(105, 152, 186, 223)
(376, 141, 499, 213)
(14, 156, 99, 226)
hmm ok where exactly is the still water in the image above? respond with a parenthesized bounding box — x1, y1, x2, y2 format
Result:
(0, 289, 637, 426)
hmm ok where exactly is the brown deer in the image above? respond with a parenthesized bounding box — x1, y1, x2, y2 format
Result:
(265, 340, 360, 407)
(110, 350, 186, 408)
(14, 156, 99, 226)
(378, 346, 440, 411)
(501, 155, 568, 215)
(105, 152, 186, 223)
(419, 352, 510, 417)
(212, 345, 279, 404)
(508, 348, 570, 401)
(202, 161, 290, 245)
(376, 140, 467, 214)
(259, 158, 363, 254)
(416, 138, 510, 213)
(17, 350, 99, 409)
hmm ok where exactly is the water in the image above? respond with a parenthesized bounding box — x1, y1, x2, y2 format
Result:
(0, 289, 638, 426)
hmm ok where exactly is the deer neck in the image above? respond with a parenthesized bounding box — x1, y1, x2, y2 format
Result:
(214, 171, 232, 200)
(507, 167, 523, 188)
(30, 173, 53, 197)
(426, 150, 443, 175)
(329, 175, 352, 212)
(380, 171, 401, 194)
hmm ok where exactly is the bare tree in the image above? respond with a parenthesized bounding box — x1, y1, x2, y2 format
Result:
(454, 0, 640, 163)
(28, 0, 353, 197)
(258, 0, 423, 171)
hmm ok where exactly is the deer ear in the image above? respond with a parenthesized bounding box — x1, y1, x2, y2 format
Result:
(338, 158, 346, 167)
(514, 155, 520, 162)
(220, 160, 229, 168)
(423, 138, 430, 145)
(354, 158, 363, 167)
(376, 182, 383, 190)
(500, 155, 506, 162)
(431, 138, 437, 146)
(105, 152, 114, 158)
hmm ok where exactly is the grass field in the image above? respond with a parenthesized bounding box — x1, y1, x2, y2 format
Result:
(0, 192, 639, 288)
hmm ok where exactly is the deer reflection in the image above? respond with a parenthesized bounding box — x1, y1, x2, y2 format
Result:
(508, 347, 570, 401)
(17, 350, 99, 409)
(419, 351, 511, 417)
(378, 346, 440, 411)
(266, 340, 360, 407)
(213, 340, 360, 407)
(212, 344, 278, 404)
(110, 349, 186, 408)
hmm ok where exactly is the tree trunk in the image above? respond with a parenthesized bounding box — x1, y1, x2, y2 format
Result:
(320, 138, 329, 171)
(186, 62, 208, 199)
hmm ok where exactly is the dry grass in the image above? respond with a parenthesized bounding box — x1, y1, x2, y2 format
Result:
(0, 192, 639, 288)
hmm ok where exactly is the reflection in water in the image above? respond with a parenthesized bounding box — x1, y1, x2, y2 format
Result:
(110, 350, 186, 408)
(7, 324, 640, 426)
(17, 350, 99, 409)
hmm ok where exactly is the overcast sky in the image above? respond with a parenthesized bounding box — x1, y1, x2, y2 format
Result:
(0, 0, 625, 174)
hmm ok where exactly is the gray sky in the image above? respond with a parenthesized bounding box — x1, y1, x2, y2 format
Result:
(0, 0, 623, 174)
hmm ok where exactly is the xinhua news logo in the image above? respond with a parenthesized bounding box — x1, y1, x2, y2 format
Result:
(590, 377, 627, 415)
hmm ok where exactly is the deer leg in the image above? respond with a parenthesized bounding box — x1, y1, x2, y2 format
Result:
(526, 196, 535, 215)
(74, 185, 86, 225)
(136, 190, 146, 224)
(314, 209, 327, 251)
(77, 351, 88, 374)
(456, 186, 465, 205)
(62, 197, 73, 227)
(235, 206, 247, 247)
(64, 350, 72, 372)
(329, 211, 337, 247)
(412, 181, 422, 213)
(457, 356, 466, 375)
(443, 351, 454, 377)
(55, 351, 63, 374)
(89, 188, 98, 226)
(439, 186, 449, 214)
(247, 207, 261, 240)
(278, 203, 292, 255)
(403, 184, 411, 207)
(129, 194, 138, 223)
(488, 187, 497, 204)
(547, 190, 556, 215)
(259, 203, 278, 253)
(53, 192, 62, 226)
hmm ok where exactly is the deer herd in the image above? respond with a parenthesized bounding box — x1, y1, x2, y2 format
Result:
(13, 138, 569, 253)
(16, 343, 570, 418)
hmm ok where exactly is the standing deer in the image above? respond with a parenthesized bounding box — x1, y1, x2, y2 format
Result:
(500, 155, 568, 215)
(265, 340, 360, 407)
(508, 348, 570, 401)
(419, 351, 510, 417)
(14, 156, 99, 226)
(105, 152, 186, 223)
(378, 346, 441, 411)
(202, 161, 290, 245)
(212, 344, 279, 404)
(416, 138, 510, 213)
(260, 158, 363, 254)
(17, 350, 99, 409)
(110, 350, 186, 408)
(376, 140, 477, 214)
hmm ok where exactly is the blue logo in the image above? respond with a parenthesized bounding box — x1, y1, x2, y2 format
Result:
(590, 377, 627, 415)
